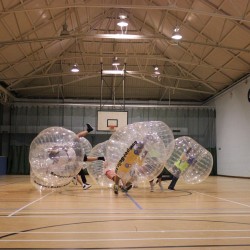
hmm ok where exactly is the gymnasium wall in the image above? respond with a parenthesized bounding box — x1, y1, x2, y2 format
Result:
(207, 75, 250, 177)
(0, 104, 216, 175)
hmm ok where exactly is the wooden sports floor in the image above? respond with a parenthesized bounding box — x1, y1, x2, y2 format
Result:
(0, 175, 250, 250)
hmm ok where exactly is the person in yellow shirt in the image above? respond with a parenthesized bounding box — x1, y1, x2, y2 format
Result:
(168, 147, 195, 191)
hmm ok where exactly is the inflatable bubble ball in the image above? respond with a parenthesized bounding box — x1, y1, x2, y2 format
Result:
(105, 121, 174, 185)
(29, 127, 84, 188)
(166, 136, 213, 184)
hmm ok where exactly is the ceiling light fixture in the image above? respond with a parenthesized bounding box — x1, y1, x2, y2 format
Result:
(151, 65, 161, 78)
(60, 23, 70, 36)
(117, 14, 128, 27)
(71, 38, 79, 73)
(154, 66, 160, 75)
(112, 57, 120, 66)
(171, 27, 182, 40)
(60, 9, 70, 36)
(117, 13, 128, 34)
(71, 63, 80, 73)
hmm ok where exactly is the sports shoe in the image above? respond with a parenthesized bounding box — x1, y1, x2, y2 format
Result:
(168, 187, 175, 191)
(83, 183, 91, 190)
(120, 186, 127, 192)
(121, 182, 133, 193)
(113, 184, 119, 194)
(126, 182, 133, 190)
(86, 123, 93, 133)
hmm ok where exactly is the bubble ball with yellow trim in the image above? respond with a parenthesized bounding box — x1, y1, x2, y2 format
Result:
(88, 121, 175, 187)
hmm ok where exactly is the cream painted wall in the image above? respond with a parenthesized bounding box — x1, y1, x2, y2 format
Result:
(207, 76, 250, 177)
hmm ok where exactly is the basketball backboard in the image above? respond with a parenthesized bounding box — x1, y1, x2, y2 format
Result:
(97, 110, 128, 131)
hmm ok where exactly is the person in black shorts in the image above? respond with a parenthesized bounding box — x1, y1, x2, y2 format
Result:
(75, 123, 105, 190)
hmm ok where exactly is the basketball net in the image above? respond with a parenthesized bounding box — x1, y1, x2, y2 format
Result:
(108, 125, 116, 133)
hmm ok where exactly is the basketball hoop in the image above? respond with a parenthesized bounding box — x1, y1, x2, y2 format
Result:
(108, 125, 116, 132)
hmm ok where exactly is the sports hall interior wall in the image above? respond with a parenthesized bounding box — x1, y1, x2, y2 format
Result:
(0, 104, 216, 175)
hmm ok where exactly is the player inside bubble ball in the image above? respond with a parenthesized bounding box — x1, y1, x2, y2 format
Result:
(75, 124, 104, 190)
(48, 145, 73, 164)
(103, 161, 133, 195)
(112, 140, 150, 195)
(49, 124, 105, 190)
(168, 147, 196, 191)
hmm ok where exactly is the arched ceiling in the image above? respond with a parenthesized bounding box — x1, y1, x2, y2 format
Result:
(0, 0, 249, 105)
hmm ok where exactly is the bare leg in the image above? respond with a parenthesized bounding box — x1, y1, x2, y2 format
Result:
(76, 123, 93, 138)
(149, 180, 154, 192)
(113, 176, 120, 194)
(76, 175, 83, 185)
(158, 177, 164, 191)
(77, 131, 88, 138)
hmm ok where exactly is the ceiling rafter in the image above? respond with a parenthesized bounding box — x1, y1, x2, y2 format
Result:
(129, 74, 214, 95)
(180, 9, 235, 82)
(201, 0, 250, 33)
(130, 14, 217, 91)
(0, 52, 246, 73)
(162, 8, 250, 67)
(0, 1, 248, 103)
(1, 9, 110, 88)
(1, 31, 248, 54)
(5, 69, 219, 90)
(1, 3, 249, 23)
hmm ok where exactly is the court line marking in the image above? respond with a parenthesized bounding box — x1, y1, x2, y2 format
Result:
(1, 229, 250, 234)
(193, 191, 250, 208)
(125, 193, 143, 209)
(7, 192, 53, 217)
(1, 236, 250, 242)
(2, 214, 250, 218)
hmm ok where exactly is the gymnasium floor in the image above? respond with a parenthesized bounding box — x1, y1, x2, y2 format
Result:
(0, 175, 250, 249)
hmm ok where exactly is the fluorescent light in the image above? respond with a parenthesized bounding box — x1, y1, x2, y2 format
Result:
(102, 70, 124, 75)
(96, 34, 144, 39)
